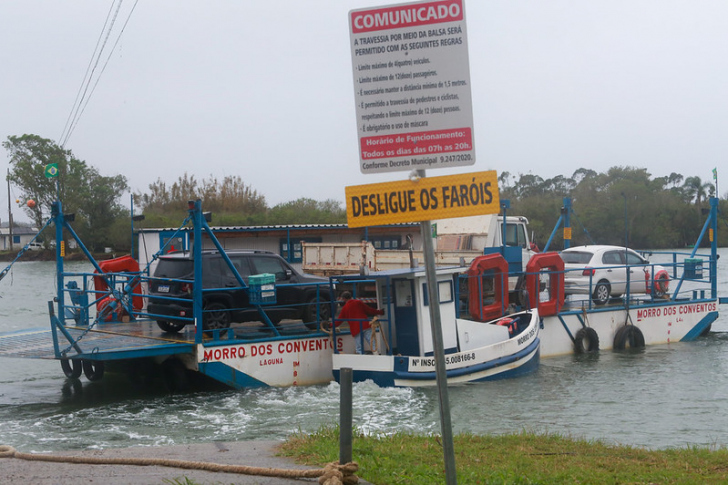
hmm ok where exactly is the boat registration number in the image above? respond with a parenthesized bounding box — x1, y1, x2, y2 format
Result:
(157, 285, 170, 293)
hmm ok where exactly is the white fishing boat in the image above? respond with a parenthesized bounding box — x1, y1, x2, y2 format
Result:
(331, 266, 540, 387)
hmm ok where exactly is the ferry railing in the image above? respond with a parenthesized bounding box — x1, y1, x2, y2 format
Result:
(558, 255, 714, 312)
(61, 270, 142, 326)
(50, 198, 339, 355)
(57, 268, 335, 348)
(45, 199, 197, 354)
(136, 276, 333, 341)
(542, 196, 720, 304)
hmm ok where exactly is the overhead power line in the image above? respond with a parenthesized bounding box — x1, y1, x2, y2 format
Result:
(58, 0, 140, 148)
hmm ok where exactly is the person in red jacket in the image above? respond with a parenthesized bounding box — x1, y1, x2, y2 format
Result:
(336, 291, 384, 354)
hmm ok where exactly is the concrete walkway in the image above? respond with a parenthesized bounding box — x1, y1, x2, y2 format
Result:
(1, 440, 360, 484)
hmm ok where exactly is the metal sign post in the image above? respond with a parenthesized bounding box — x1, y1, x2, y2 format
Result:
(347, 2, 478, 482)
(416, 169, 457, 484)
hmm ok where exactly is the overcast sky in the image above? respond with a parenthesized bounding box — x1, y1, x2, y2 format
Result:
(1, 0, 726, 221)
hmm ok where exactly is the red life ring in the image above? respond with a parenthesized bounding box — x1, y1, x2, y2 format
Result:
(645, 269, 670, 295)
(467, 253, 509, 322)
(97, 295, 128, 322)
(93, 255, 144, 312)
(525, 252, 565, 317)
(496, 317, 516, 335)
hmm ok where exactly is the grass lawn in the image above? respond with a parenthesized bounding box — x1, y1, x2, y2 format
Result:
(278, 427, 728, 484)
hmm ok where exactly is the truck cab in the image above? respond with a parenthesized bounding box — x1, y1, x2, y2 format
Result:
(433, 214, 535, 272)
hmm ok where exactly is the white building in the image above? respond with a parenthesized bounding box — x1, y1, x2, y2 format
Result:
(0, 226, 40, 251)
(136, 222, 422, 273)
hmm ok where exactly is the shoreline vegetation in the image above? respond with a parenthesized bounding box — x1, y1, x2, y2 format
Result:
(0, 249, 117, 263)
(278, 427, 728, 484)
(4, 135, 728, 254)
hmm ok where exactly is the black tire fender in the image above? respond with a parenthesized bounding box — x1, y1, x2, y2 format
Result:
(613, 325, 645, 350)
(82, 360, 105, 381)
(61, 358, 82, 379)
(574, 327, 600, 353)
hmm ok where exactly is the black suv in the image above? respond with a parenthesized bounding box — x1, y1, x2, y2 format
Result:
(147, 249, 331, 332)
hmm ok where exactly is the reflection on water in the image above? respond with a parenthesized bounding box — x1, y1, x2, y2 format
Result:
(0, 255, 727, 452)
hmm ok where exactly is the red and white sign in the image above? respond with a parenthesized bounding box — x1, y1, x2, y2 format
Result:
(350, 0, 475, 174)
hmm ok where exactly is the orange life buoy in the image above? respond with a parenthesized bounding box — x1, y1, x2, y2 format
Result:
(525, 252, 565, 317)
(93, 255, 143, 312)
(97, 295, 128, 322)
(645, 269, 670, 295)
(496, 317, 516, 335)
(467, 253, 509, 322)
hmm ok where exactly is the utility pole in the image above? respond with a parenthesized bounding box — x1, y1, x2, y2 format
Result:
(7, 169, 13, 251)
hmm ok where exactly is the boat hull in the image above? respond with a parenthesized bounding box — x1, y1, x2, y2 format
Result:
(540, 298, 719, 357)
(196, 334, 356, 387)
(333, 311, 541, 387)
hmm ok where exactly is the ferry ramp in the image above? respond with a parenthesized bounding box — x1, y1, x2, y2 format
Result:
(0, 320, 196, 361)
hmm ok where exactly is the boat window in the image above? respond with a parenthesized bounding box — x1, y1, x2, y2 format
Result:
(422, 280, 454, 306)
(560, 251, 592, 264)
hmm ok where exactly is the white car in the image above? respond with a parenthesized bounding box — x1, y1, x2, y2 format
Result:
(560, 245, 669, 305)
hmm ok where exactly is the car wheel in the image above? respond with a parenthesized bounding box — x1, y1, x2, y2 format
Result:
(157, 320, 186, 333)
(592, 281, 610, 306)
(203, 302, 231, 330)
(304, 295, 331, 330)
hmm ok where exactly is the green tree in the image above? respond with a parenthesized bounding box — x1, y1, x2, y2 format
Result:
(682, 176, 714, 208)
(136, 173, 267, 225)
(4, 134, 82, 228)
(84, 170, 131, 251)
(3, 134, 128, 250)
(512, 173, 545, 199)
(267, 198, 346, 224)
(514, 166, 714, 250)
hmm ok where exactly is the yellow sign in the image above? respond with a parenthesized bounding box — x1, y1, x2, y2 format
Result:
(563, 227, 572, 240)
(345, 171, 499, 228)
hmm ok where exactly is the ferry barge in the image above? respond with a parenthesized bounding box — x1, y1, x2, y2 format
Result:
(0, 197, 723, 389)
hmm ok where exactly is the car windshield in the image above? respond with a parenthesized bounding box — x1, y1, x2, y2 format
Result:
(154, 259, 194, 278)
(560, 251, 593, 264)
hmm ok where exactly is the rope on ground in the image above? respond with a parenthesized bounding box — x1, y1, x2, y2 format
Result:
(0, 445, 359, 484)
